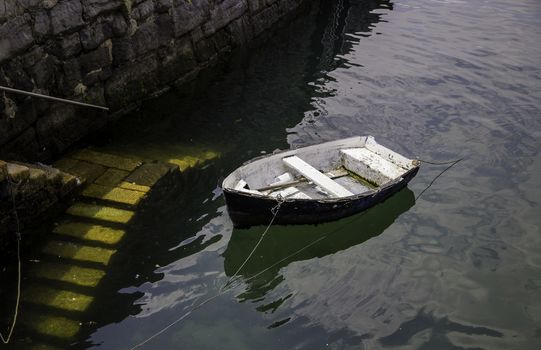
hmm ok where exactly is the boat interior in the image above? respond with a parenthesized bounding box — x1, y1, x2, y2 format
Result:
(223, 136, 417, 200)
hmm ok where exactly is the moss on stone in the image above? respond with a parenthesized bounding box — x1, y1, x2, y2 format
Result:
(71, 149, 142, 171)
(94, 168, 130, 187)
(119, 181, 150, 193)
(25, 313, 81, 339)
(82, 183, 146, 206)
(43, 240, 116, 265)
(66, 203, 134, 224)
(53, 221, 125, 245)
(32, 262, 106, 287)
(168, 150, 219, 170)
(24, 285, 93, 312)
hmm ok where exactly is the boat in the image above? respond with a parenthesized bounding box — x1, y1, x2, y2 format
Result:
(222, 136, 420, 227)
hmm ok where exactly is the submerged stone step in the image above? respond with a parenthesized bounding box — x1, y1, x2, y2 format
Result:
(66, 203, 134, 224)
(31, 262, 106, 288)
(54, 158, 107, 184)
(20, 312, 81, 340)
(70, 149, 142, 172)
(53, 221, 125, 245)
(94, 168, 130, 187)
(124, 162, 177, 187)
(82, 183, 147, 206)
(43, 240, 116, 265)
(23, 285, 93, 312)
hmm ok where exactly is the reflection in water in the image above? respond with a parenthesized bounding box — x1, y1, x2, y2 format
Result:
(223, 188, 415, 304)
(379, 308, 503, 349)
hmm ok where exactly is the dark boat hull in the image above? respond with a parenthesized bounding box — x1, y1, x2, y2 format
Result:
(224, 167, 419, 228)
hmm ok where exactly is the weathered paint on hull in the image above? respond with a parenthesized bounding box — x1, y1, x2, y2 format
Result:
(224, 167, 419, 228)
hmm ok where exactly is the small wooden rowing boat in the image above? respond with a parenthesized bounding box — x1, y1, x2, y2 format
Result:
(222, 136, 419, 227)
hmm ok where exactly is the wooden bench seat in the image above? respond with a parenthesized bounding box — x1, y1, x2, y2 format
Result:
(283, 156, 353, 198)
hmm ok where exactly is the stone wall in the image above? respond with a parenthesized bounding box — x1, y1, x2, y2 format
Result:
(0, 0, 306, 161)
(0, 159, 79, 245)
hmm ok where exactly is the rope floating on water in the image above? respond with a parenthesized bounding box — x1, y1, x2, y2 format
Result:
(0, 170, 22, 345)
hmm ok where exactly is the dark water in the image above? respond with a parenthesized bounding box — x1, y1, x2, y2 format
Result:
(4, 0, 541, 348)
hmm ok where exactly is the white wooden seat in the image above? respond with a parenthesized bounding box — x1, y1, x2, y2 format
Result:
(341, 148, 404, 185)
(283, 156, 353, 198)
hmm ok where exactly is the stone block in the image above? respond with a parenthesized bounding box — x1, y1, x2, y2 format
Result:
(79, 15, 128, 51)
(171, 0, 210, 38)
(0, 127, 44, 162)
(112, 20, 161, 64)
(82, 0, 124, 20)
(94, 168, 129, 186)
(54, 157, 106, 183)
(33, 10, 51, 41)
(61, 58, 83, 95)
(0, 14, 34, 64)
(0, 0, 31, 22)
(54, 32, 83, 59)
(27, 54, 61, 88)
(80, 44, 112, 76)
(1, 59, 33, 93)
(51, 0, 84, 35)
(30, 262, 106, 287)
(43, 0, 60, 9)
(133, 0, 155, 22)
(246, 0, 266, 14)
(82, 183, 146, 205)
(59, 172, 79, 196)
(203, 0, 247, 36)
(35, 103, 108, 156)
(70, 149, 141, 171)
(6, 162, 30, 183)
(125, 162, 177, 187)
(251, 3, 279, 36)
(66, 202, 135, 224)
(157, 36, 196, 84)
(105, 54, 159, 110)
(193, 35, 216, 63)
(155, 0, 173, 13)
(23, 167, 47, 193)
(227, 16, 253, 47)
(0, 160, 6, 182)
(0, 98, 37, 147)
(53, 221, 125, 245)
(43, 240, 116, 265)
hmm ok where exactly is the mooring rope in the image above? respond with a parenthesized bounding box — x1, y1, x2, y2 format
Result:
(220, 196, 284, 292)
(129, 157, 464, 349)
(0, 170, 22, 345)
(130, 196, 285, 350)
(416, 158, 464, 200)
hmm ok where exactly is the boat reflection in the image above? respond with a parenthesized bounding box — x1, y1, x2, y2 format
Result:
(222, 187, 415, 304)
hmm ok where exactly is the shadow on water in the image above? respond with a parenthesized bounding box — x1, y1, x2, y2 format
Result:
(223, 188, 415, 306)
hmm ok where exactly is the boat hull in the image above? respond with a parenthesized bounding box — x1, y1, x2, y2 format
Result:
(224, 166, 419, 228)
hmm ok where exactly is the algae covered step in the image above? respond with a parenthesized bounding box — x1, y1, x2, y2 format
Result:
(81, 183, 147, 206)
(53, 221, 125, 245)
(66, 203, 135, 224)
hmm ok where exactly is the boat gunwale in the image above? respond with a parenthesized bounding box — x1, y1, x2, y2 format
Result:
(222, 136, 419, 203)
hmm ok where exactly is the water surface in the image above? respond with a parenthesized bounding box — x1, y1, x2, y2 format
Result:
(5, 0, 541, 349)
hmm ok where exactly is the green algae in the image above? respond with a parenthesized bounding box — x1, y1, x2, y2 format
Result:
(32, 262, 106, 288)
(82, 183, 146, 206)
(53, 221, 125, 245)
(43, 240, 116, 265)
(66, 203, 135, 224)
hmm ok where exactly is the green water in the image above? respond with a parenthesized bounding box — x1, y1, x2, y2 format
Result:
(2, 0, 541, 349)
